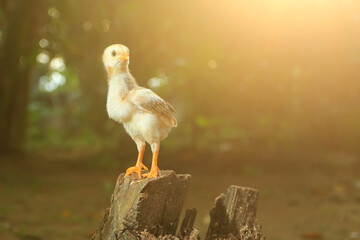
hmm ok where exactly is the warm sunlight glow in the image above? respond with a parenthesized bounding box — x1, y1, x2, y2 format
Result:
(48, 7, 60, 19)
(3, 1, 360, 239)
(39, 39, 49, 48)
(83, 21, 93, 31)
(36, 50, 50, 64)
(148, 74, 168, 88)
(101, 19, 110, 32)
(50, 57, 66, 72)
(38, 72, 66, 92)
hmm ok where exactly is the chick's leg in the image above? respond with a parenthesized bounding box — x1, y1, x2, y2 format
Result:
(125, 140, 148, 178)
(144, 143, 160, 178)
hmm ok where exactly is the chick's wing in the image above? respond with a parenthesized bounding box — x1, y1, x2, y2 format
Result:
(128, 88, 175, 117)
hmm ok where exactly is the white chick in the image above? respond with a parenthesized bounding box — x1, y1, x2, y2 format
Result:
(103, 44, 177, 178)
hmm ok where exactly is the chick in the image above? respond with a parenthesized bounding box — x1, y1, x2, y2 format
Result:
(103, 44, 177, 178)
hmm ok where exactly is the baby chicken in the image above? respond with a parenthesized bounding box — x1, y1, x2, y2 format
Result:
(103, 44, 177, 178)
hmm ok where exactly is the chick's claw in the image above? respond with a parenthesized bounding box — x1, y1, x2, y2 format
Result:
(143, 168, 159, 179)
(139, 163, 148, 171)
(125, 166, 141, 178)
(125, 163, 148, 178)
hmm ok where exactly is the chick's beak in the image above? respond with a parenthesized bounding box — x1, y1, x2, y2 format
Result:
(117, 53, 130, 61)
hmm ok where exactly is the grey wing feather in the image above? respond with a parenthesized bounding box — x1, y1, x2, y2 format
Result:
(129, 88, 176, 118)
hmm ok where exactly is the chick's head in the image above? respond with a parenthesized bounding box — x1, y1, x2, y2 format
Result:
(103, 44, 130, 70)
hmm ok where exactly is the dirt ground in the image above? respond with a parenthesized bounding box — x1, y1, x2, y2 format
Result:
(0, 150, 359, 240)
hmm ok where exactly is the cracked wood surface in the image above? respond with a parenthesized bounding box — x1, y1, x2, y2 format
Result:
(91, 170, 191, 240)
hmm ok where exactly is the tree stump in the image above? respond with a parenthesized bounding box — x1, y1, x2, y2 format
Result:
(91, 170, 191, 240)
(180, 208, 197, 238)
(205, 185, 265, 240)
(91, 172, 264, 240)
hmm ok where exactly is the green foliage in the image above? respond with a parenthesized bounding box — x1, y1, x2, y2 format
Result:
(195, 115, 219, 128)
(1, 0, 359, 155)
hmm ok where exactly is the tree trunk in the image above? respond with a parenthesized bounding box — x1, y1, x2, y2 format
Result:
(0, 0, 45, 154)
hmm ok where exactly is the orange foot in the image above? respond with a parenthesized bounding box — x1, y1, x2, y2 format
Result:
(125, 163, 148, 178)
(143, 167, 159, 179)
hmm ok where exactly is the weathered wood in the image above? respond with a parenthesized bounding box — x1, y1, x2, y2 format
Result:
(91, 170, 191, 240)
(91, 171, 265, 240)
(180, 208, 197, 238)
(205, 185, 265, 240)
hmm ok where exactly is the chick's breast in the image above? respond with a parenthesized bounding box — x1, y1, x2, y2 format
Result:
(106, 96, 134, 123)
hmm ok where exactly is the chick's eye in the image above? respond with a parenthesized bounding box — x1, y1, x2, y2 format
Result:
(111, 51, 116, 57)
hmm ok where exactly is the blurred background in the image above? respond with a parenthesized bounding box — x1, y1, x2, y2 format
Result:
(1, 0, 360, 239)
